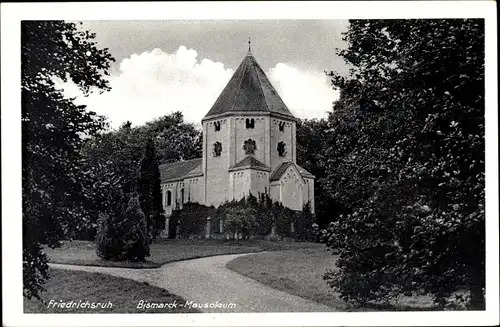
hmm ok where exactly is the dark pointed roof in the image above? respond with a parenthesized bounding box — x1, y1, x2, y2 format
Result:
(159, 158, 203, 182)
(228, 156, 270, 172)
(203, 52, 295, 120)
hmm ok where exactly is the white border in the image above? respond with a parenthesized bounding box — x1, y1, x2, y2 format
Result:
(1, 1, 498, 326)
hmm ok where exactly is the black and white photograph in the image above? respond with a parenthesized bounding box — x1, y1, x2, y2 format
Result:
(1, 1, 498, 326)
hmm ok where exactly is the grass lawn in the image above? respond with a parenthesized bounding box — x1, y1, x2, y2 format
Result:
(226, 248, 439, 311)
(45, 239, 322, 268)
(24, 268, 199, 313)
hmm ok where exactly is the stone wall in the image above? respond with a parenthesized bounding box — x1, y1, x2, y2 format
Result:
(279, 165, 304, 211)
(250, 169, 270, 198)
(204, 118, 230, 206)
(234, 116, 269, 165)
(229, 170, 251, 201)
(270, 118, 295, 172)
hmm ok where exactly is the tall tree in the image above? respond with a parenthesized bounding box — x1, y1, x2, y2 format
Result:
(322, 19, 485, 308)
(296, 118, 340, 228)
(22, 21, 114, 299)
(138, 138, 164, 238)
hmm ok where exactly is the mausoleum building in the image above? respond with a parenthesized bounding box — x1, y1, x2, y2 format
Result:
(159, 48, 315, 218)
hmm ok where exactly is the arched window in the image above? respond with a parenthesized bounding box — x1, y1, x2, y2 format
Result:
(243, 139, 257, 155)
(213, 141, 222, 157)
(214, 121, 221, 132)
(180, 188, 184, 204)
(245, 118, 255, 129)
(279, 122, 285, 132)
(277, 141, 287, 157)
(167, 190, 172, 206)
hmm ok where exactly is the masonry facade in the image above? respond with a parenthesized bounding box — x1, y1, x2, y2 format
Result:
(159, 49, 315, 223)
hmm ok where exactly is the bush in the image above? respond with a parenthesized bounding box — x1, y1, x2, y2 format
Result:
(170, 202, 215, 238)
(96, 194, 150, 262)
(223, 205, 259, 239)
(121, 196, 150, 261)
(294, 201, 316, 241)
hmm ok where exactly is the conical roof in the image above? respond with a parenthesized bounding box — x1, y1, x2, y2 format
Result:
(203, 52, 295, 120)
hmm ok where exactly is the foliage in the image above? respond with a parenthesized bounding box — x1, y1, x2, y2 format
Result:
(138, 138, 165, 238)
(171, 202, 215, 238)
(296, 118, 341, 228)
(294, 201, 316, 241)
(169, 193, 316, 241)
(22, 21, 114, 299)
(96, 194, 150, 262)
(78, 112, 202, 239)
(222, 204, 259, 239)
(121, 196, 151, 261)
(322, 19, 485, 308)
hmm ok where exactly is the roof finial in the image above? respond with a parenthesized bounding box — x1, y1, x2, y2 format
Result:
(248, 37, 251, 52)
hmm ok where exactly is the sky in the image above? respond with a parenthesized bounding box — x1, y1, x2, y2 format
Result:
(55, 20, 350, 129)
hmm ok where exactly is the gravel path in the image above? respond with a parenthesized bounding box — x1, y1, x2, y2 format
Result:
(50, 253, 334, 313)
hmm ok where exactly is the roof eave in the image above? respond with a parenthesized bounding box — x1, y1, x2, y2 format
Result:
(228, 165, 271, 173)
(202, 111, 298, 123)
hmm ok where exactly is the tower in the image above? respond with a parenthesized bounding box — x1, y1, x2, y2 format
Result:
(160, 43, 314, 216)
(202, 46, 298, 206)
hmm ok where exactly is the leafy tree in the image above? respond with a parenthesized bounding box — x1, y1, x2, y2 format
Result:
(138, 138, 164, 239)
(322, 19, 485, 308)
(296, 118, 341, 228)
(22, 21, 114, 299)
(79, 112, 201, 239)
(146, 112, 203, 164)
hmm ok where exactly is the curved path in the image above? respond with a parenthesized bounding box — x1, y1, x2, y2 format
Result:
(50, 253, 334, 313)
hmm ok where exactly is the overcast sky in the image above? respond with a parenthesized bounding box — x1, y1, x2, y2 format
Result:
(56, 20, 350, 129)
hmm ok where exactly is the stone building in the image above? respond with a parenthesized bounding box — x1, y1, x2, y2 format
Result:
(159, 48, 315, 223)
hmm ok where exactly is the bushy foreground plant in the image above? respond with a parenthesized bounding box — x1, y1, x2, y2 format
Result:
(322, 19, 485, 309)
(170, 202, 215, 238)
(96, 193, 150, 262)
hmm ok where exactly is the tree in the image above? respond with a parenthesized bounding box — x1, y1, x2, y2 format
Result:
(22, 21, 114, 299)
(121, 196, 151, 262)
(294, 201, 315, 241)
(296, 118, 341, 228)
(138, 138, 164, 239)
(322, 19, 485, 308)
(79, 112, 201, 239)
(95, 193, 150, 262)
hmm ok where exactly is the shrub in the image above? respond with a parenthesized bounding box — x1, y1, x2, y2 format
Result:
(171, 202, 215, 238)
(95, 194, 150, 262)
(223, 205, 259, 239)
(294, 201, 316, 241)
(121, 196, 150, 261)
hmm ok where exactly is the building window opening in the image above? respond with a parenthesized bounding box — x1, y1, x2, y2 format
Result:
(167, 190, 172, 206)
(279, 122, 285, 132)
(214, 121, 221, 132)
(180, 188, 184, 204)
(277, 141, 287, 157)
(243, 139, 257, 155)
(213, 141, 222, 157)
(245, 118, 255, 129)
